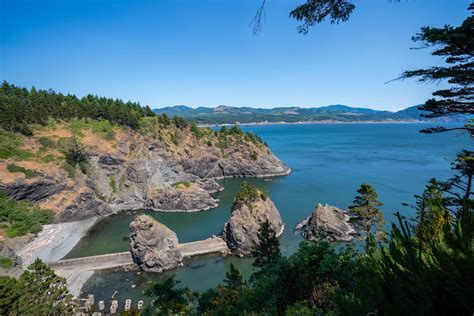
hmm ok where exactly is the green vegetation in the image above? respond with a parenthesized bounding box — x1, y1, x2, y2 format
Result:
(348, 183, 385, 249)
(109, 176, 117, 193)
(234, 181, 268, 207)
(0, 259, 74, 315)
(63, 135, 88, 174)
(0, 81, 156, 135)
(172, 181, 190, 188)
(6, 164, 40, 179)
(0, 258, 13, 268)
(0, 190, 53, 237)
(0, 132, 33, 160)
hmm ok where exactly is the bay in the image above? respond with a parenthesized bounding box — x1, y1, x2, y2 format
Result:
(77, 123, 471, 302)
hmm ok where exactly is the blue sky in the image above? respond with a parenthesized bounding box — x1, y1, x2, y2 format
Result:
(0, 0, 471, 110)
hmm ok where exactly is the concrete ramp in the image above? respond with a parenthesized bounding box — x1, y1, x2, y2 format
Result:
(178, 236, 229, 257)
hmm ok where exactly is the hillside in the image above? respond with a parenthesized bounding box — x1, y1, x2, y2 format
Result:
(154, 104, 469, 124)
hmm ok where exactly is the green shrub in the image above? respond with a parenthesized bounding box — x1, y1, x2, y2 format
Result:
(109, 176, 117, 193)
(234, 181, 267, 207)
(251, 151, 258, 161)
(172, 181, 191, 188)
(0, 258, 13, 268)
(190, 123, 204, 139)
(62, 163, 76, 178)
(38, 137, 56, 149)
(63, 136, 88, 173)
(6, 164, 40, 179)
(170, 131, 180, 145)
(0, 132, 33, 160)
(0, 190, 53, 238)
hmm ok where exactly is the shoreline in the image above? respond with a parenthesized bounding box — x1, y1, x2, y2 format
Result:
(13, 170, 292, 296)
(197, 120, 433, 128)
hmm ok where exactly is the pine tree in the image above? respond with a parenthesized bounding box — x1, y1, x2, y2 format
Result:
(16, 259, 74, 315)
(251, 219, 281, 274)
(349, 183, 385, 249)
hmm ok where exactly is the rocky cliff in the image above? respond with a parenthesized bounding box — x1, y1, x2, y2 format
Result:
(0, 120, 290, 223)
(295, 204, 355, 242)
(223, 182, 284, 255)
(129, 214, 183, 272)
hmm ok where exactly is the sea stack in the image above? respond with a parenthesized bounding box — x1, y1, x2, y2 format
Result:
(223, 182, 284, 256)
(129, 214, 183, 272)
(295, 204, 355, 242)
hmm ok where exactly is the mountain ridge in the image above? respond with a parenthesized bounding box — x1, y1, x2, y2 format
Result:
(153, 105, 468, 124)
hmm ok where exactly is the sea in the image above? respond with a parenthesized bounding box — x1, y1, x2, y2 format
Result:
(71, 123, 471, 303)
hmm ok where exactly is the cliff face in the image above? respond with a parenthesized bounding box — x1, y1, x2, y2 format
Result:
(223, 193, 284, 256)
(0, 121, 290, 222)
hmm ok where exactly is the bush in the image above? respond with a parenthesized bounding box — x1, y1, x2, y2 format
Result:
(0, 190, 53, 238)
(109, 176, 117, 193)
(38, 137, 56, 149)
(0, 258, 13, 268)
(172, 181, 191, 188)
(63, 136, 88, 173)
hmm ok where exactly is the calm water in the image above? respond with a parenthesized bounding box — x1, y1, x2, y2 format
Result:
(78, 123, 471, 302)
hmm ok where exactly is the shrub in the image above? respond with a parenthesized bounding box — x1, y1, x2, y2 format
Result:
(109, 176, 117, 193)
(0, 258, 13, 268)
(63, 136, 88, 173)
(0, 190, 53, 238)
(38, 137, 56, 149)
(172, 181, 191, 188)
(6, 164, 40, 178)
(251, 151, 258, 161)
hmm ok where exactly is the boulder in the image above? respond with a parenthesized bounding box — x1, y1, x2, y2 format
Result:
(223, 193, 284, 256)
(295, 204, 355, 242)
(129, 215, 183, 272)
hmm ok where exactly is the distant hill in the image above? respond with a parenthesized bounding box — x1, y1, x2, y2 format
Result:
(153, 104, 469, 125)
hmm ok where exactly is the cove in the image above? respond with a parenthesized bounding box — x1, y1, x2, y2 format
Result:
(76, 123, 470, 301)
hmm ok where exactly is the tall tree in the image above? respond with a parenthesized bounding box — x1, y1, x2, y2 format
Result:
(15, 259, 74, 315)
(144, 275, 192, 315)
(251, 219, 281, 275)
(401, 5, 474, 135)
(349, 183, 385, 249)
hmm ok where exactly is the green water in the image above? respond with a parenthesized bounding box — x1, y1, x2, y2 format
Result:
(77, 123, 471, 302)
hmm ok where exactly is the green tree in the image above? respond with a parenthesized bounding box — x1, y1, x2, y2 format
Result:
(349, 183, 385, 249)
(401, 5, 474, 135)
(144, 275, 192, 315)
(16, 259, 74, 315)
(63, 135, 88, 174)
(0, 276, 19, 315)
(251, 219, 281, 276)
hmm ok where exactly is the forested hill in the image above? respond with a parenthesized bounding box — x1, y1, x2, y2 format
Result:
(154, 104, 469, 124)
(0, 81, 156, 135)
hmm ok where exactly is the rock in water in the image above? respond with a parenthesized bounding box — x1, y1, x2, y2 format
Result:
(295, 204, 355, 242)
(129, 215, 183, 272)
(223, 185, 284, 256)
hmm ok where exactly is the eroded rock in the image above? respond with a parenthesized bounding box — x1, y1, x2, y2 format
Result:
(295, 204, 355, 242)
(223, 190, 284, 256)
(129, 215, 183, 272)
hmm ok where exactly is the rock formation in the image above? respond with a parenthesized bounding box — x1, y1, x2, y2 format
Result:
(295, 204, 355, 242)
(223, 184, 284, 255)
(0, 123, 290, 222)
(129, 214, 183, 272)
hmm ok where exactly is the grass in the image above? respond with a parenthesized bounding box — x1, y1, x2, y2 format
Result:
(172, 180, 191, 188)
(0, 132, 34, 160)
(0, 190, 54, 238)
(109, 176, 117, 193)
(7, 164, 40, 179)
(0, 258, 13, 268)
(62, 162, 76, 178)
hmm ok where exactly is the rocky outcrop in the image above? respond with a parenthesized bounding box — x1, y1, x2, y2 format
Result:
(129, 215, 183, 272)
(146, 186, 218, 212)
(295, 204, 355, 242)
(4, 180, 65, 203)
(0, 242, 20, 266)
(1, 123, 290, 222)
(56, 192, 112, 222)
(223, 193, 284, 256)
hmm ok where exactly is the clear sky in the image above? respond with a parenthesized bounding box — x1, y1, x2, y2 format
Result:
(0, 0, 471, 111)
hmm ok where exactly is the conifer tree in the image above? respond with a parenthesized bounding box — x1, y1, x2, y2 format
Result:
(349, 183, 385, 249)
(251, 219, 281, 274)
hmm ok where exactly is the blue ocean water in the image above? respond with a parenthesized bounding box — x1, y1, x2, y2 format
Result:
(79, 123, 471, 301)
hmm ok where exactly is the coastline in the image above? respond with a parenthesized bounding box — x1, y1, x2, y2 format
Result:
(197, 119, 429, 128)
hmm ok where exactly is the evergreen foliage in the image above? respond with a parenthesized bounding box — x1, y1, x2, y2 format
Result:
(234, 181, 268, 207)
(349, 183, 385, 248)
(1, 259, 75, 315)
(251, 219, 281, 276)
(0, 81, 154, 135)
